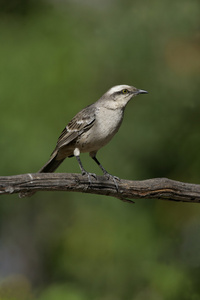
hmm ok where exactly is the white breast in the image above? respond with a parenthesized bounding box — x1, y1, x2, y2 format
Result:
(78, 107, 124, 153)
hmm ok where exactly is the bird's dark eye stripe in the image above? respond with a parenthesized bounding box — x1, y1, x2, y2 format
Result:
(114, 90, 129, 96)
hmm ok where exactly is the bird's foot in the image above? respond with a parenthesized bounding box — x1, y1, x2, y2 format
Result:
(103, 172, 120, 192)
(82, 171, 97, 184)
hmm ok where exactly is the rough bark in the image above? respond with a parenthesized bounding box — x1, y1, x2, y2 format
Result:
(0, 173, 200, 203)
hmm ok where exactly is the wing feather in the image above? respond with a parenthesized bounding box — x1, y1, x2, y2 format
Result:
(54, 104, 96, 151)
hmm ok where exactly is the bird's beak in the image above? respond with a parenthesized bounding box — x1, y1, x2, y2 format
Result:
(136, 89, 148, 95)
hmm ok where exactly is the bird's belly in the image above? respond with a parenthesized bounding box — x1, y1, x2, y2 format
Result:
(77, 108, 123, 153)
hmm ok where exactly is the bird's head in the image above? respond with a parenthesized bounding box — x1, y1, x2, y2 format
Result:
(100, 84, 148, 109)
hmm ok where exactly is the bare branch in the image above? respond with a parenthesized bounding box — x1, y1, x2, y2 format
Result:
(0, 173, 200, 203)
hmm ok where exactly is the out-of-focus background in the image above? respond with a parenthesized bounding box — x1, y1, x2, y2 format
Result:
(0, 0, 200, 299)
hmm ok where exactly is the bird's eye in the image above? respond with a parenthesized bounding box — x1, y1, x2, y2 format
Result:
(122, 89, 128, 94)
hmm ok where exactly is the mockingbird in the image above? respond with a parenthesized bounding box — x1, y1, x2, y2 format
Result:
(19, 84, 148, 197)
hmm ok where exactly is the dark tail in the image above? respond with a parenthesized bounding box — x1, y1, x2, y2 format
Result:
(19, 155, 66, 198)
(38, 155, 66, 173)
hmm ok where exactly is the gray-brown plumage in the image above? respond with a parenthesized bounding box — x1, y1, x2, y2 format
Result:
(19, 84, 148, 197)
(39, 105, 96, 173)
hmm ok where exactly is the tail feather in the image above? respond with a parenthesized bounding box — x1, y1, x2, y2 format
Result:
(19, 155, 66, 198)
(38, 155, 65, 173)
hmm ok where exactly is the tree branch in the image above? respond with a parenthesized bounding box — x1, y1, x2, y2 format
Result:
(0, 173, 200, 203)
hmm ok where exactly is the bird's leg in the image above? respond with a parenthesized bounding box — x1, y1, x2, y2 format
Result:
(91, 155, 120, 191)
(75, 155, 96, 183)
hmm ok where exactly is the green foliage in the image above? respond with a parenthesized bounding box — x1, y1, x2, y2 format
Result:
(0, 0, 200, 299)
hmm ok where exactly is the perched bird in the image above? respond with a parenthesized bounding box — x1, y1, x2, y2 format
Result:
(19, 84, 148, 197)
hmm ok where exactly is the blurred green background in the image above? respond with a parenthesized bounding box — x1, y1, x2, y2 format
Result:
(0, 0, 200, 299)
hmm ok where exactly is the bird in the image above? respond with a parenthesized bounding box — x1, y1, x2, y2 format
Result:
(19, 84, 148, 197)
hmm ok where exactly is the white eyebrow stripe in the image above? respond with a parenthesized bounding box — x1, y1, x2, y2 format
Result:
(108, 85, 131, 95)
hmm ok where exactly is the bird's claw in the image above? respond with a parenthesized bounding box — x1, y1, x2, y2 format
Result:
(103, 172, 120, 192)
(82, 171, 97, 184)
